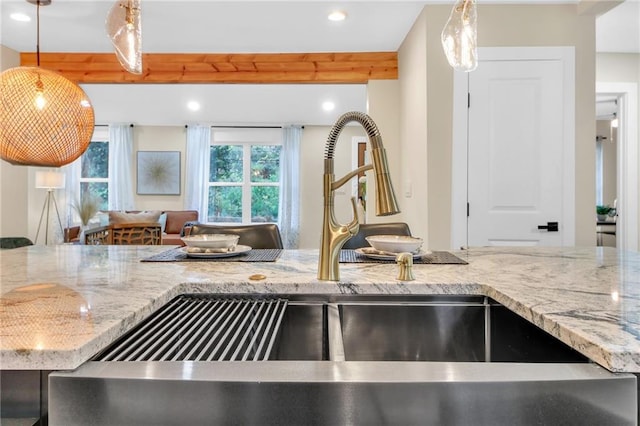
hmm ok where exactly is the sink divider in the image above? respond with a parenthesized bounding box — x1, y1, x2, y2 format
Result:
(484, 296, 491, 362)
(327, 304, 345, 361)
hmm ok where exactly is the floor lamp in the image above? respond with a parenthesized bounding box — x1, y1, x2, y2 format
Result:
(35, 171, 65, 245)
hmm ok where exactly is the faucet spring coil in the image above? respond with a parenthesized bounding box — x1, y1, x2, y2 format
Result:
(324, 111, 381, 160)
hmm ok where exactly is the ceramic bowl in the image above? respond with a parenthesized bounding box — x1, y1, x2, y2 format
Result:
(365, 235, 423, 253)
(181, 234, 240, 249)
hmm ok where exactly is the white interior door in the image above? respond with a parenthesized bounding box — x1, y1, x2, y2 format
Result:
(467, 52, 573, 247)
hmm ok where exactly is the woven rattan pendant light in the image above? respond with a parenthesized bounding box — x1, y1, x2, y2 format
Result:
(0, 0, 95, 167)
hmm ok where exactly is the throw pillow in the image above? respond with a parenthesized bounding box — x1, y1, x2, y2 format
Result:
(109, 210, 162, 225)
(158, 212, 167, 233)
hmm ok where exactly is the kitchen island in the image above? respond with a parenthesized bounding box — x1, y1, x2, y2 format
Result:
(2, 245, 640, 424)
(1, 244, 640, 372)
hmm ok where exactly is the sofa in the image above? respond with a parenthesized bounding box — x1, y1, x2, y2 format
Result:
(66, 210, 199, 246)
(160, 210, 199, 245)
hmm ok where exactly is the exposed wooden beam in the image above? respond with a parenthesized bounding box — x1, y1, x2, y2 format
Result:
(20, 52, 398, 84)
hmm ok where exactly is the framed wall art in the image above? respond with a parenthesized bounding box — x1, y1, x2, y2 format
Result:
(136, 151, 181, 195)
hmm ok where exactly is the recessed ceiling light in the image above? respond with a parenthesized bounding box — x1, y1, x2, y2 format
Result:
(328, 11, 346, 22)
(322, 101, 335, 112)
(187, 101, 201, 111)
(10, 12, 31, 22)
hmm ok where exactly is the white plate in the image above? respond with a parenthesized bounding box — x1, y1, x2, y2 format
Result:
(180, 245, 252, 258)
(354, 248, 431, 261)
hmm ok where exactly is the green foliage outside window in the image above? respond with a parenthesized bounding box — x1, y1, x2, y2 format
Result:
(252, 186, 279, 222)
(251, 146, 281, 183)
(80, 141, 109, 211)
(210, 145, 242, 182)
(208, 144, 281, 223)
(208, 186, 242, 223)
(81, 182, 108, 211)
(81, 141, 108, 178)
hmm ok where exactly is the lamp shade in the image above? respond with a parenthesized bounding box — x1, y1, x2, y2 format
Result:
(35, 170, 66, 189)
(106, 0, 142, 75)
(441, 0, 478, 72)
(0, 67, 95, 167)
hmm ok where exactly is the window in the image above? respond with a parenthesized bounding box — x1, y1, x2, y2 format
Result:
(208, 129, 282, 224)
(80, 128, 109, 211)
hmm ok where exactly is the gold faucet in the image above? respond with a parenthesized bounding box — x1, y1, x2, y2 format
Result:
(318, 111, 400, 281)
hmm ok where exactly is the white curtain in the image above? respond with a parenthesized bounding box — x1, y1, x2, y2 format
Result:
(62, 160, 81, 228)
(108, 124, 135, 210)
(185, 125, 211, 222)
(278, 125, 302, 248)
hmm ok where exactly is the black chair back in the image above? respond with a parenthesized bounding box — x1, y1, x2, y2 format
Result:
(342, 222, 412, 249)
(0, 237, 34, 249)
(189, 224, 284, 249)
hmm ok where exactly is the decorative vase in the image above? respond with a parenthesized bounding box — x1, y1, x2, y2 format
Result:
(597, 214, 607, 222)
(79, 224, 89, 244)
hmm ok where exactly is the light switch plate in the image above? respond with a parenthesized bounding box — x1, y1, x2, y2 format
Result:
(404, 180, 412, 198)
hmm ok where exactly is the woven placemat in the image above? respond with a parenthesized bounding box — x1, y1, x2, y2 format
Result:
(340, 249, 467, 264)
(141, 248, 282, 262)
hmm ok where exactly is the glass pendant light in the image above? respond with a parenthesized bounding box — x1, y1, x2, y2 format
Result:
(0, 0, 95, 167)
(441, 0, 478, 72)
(106, 0, 142, 75)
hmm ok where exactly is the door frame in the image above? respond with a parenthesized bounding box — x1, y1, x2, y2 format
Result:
(596, 82, 639, 252)
(351, 136, 368, 197)
(451, 46, 576, 249)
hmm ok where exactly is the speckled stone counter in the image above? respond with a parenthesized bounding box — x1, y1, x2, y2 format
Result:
(1, 245, 639, 372)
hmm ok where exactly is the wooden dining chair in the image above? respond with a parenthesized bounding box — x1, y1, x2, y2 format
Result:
(84, 223, 162, 245)
(111, 223, 162, 245)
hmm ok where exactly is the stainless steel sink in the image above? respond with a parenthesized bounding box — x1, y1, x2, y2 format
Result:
(269, 303, 327, 360)
(48, 294, 638, 425)
(339, 299, 486, 362)
(338, 298, 587, 363)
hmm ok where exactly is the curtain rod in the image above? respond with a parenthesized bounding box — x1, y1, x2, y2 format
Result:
(95, 124, 134, 127)
(213, 125, 283, 129)
(184, 125, 303, 129)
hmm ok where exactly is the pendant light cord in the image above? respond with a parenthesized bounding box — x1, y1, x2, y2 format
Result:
(36, 0, 40, 66)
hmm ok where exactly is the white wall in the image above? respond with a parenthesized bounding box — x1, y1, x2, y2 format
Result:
(133, 126, 187, 212)
(0, 45, 29, 239)
(398, 7, 429, 247)
(298, 125, 366, 249)
(296, 84, 402, 249)
(597, 53, 640, 82)
(397, 4, 598, 249)
(366, 79, 403, 226)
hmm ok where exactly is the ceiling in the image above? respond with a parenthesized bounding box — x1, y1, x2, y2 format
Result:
(1, 0, 638, 126)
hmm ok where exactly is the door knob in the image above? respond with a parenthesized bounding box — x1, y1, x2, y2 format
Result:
(538, 222, 559, 232)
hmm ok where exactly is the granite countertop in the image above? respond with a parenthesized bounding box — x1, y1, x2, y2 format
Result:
(1, 245, 639, 372)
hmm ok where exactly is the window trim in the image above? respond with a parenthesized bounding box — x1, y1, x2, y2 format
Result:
(209, 128, 283, 224)
(79, 127, 110, 209)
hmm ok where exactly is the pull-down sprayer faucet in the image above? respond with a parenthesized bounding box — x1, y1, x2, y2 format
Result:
(317, 111, 400, 281)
